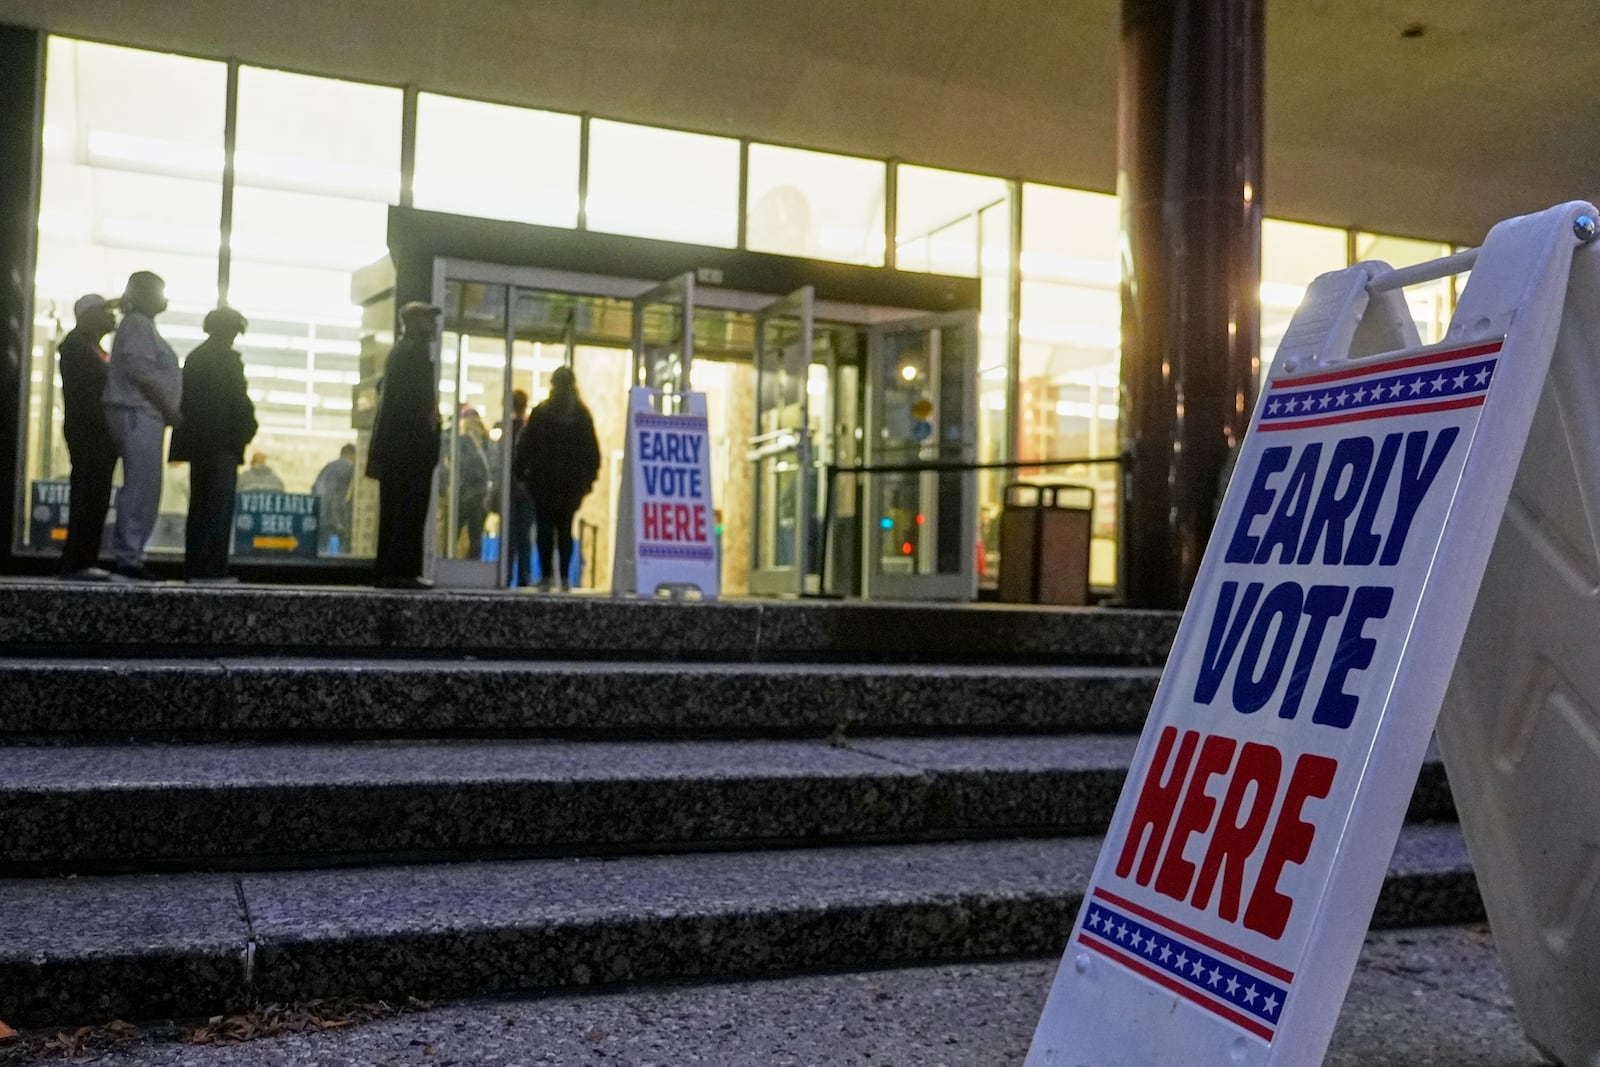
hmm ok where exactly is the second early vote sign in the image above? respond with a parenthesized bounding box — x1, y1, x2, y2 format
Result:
(1030, 334, 1505, 1060)
(622, 387, 719, 595)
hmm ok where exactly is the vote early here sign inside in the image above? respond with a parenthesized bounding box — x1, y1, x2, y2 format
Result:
(1043, 339, 1502, 1051)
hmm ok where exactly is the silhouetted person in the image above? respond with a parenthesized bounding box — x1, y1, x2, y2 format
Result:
(238, 452, 285, 493)
(451, 406, 492, 559)
(57, 294, 119, 581)
(169, 307, 257, 582)
(313, 444, 357, 553)
(103, 270, 181, 581)
(505, 389, 534, 586)
(368, 302, 442, 589)
(514, 366, 600, 591)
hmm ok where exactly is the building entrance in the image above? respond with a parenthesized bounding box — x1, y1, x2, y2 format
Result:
(399, 257, 979, 600)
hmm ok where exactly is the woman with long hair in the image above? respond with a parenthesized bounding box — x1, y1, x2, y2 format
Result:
(513, 366, 600, 590)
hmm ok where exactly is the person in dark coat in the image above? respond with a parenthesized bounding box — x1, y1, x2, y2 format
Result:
(504, 389, 535, 586)
(367, 302, 442, 590)
(514, 366, 600, 591)
(169, 306, 258, 582)
(312, 444, 357, 554)
(57, 293, 120, 580)
(452, 406, 492, 559)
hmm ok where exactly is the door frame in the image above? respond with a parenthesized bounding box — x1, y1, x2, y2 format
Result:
(747, 286, 817, 597)
(862, 309, 980, 602)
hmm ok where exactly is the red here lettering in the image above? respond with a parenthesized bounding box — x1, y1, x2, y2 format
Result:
(1115, 727, 1199, 885)
(1243, 752, 1338, 939)
(643, 503, 661, 540)
(1192, 742, 1282, 922)
(692, 505, 707, 542)
(1154, 734, 1238, 902)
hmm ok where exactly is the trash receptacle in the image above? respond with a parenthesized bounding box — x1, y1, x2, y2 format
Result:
(998, 482, 1093, 605)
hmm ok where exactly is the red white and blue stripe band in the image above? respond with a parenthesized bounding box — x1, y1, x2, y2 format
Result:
(1076, 888, 1292, 1043)
(1259, 340, 1502, 433)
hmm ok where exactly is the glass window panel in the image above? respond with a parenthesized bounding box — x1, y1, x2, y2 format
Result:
(414, 93, 581, 227)
(895, 165, 1008, 278)
(1261, 219, 1348, 370)
(26, 38, 225, 554)
(230, 68, 401, 556)
(235, 67, 401, 201)
(586, 119, 739, 247)
(1019, 183, 1121, 588)
(745, 144, 885, 265)
(1355, 232, 1454, 343)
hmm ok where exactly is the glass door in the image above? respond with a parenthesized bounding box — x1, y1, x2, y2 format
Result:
(434, 280, 514, 587)
(631, 273, 695, 392)
(748, 287, 818, 596)
(863, 310, 980, 601)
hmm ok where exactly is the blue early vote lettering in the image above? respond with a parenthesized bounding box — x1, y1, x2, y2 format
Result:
(1232, 581, 1305, 714)
(1344, 433, 1402, 566)
(1297, 436, 1374, 566)
(1195, 581, 1264, 705)
(1225, 447, 1291, 563)
(1379, 428, 1460, 565)
(1255, 444, 1321, 565)
(1311, 585, 1394, 729)
(1277, 585, 1349, 720)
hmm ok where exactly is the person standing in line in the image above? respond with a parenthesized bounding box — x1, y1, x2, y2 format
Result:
(452, 406, 492, 559)
(367, 301, 442, 590)
(312, 444, 357, 554)
(238, 452, 286, 492)
(504, 389, 534, 586)
(168, 307, 257, 582)
(57, 293, 120, 581)
(102, 270, 181, 581)
(514, 366, 600, 592)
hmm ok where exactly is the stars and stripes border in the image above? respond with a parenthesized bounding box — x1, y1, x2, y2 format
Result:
(639, 544, 715, 560)
(633, 414, 709, 430)
(1076, 888, 1291, 1043)
(1260, 340, 1502, 433)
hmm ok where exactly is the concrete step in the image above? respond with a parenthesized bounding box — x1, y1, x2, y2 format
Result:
(0, 736, 1456, 873)
(54, 927, 1542, 1067)
(0, 658, 1163, 738)
(0, 825, 1481, 1028)
(0, 580, 1178, 662)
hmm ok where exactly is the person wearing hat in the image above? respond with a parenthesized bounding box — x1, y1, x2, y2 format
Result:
(367, 301, 443, 589)
(57, 293, 120, 580)
(103, 270, 182, 581)
(169, 306, 258, 582)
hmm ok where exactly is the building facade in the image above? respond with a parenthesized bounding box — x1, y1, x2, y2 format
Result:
(1, 24, 1465, 596)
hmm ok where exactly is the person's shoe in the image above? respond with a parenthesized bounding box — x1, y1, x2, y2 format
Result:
(376, 576, 434, 591)
(60, 566, 113, 582)
(558, 579, 572, 593)
(112, 563, 164, 582)
(536, 577, 554, 593)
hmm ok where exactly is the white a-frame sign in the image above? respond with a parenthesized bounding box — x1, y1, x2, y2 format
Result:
(1027, 200, 1600, 1067)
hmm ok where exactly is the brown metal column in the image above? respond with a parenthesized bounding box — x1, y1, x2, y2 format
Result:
(1119, 0, 1263, 608)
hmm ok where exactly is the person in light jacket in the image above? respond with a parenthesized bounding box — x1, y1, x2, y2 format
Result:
(169, 307, 258, 581)
(103, 270, 181, 581)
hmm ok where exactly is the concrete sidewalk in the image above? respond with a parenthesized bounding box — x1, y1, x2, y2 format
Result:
(21, 925, 1547, 1066)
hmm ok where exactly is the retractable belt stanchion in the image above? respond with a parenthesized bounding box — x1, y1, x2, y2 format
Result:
(1026, 200, 1600, 1067)
(612, 386, 719, 599)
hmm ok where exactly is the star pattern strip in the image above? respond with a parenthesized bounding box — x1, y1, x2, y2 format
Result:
(1262, 358, 1496, 426)
(1076, 902, 1290, 1035)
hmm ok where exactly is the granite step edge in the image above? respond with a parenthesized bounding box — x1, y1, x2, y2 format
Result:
(0, 825, 1480, 1028)
(0, 660, 1163, 738)
(0, 737, 1457, 872)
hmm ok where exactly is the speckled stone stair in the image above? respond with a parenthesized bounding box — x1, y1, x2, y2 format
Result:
(0, 825, 1480, 1028)
(0, 736, 1456, 874)
(0, 658, 1162, 738)
(0, 580, 1177, 662)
